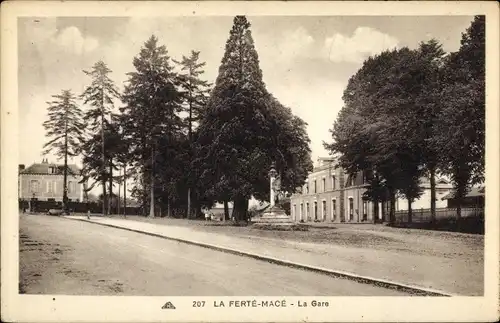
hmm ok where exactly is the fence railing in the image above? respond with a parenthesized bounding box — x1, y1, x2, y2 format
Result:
(394, 207, 484, 223)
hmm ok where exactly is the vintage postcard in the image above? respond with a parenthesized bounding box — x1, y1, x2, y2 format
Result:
(1, 1, 499, 322)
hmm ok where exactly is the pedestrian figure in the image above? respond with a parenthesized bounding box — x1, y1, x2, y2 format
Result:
(204, 208, 211, 222)
(87, 209, 91, 220)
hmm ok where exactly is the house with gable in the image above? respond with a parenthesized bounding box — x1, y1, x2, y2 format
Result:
(19, 158, 83, 203)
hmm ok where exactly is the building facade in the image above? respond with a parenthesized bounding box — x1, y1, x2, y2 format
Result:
(290, 157, 454, 223)
(395, 178, 453, 211)
(19, 159, 83, 202)
(290, 157, 375, 223)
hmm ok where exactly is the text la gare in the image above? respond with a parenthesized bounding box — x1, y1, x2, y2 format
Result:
(298, 300, 330, 307)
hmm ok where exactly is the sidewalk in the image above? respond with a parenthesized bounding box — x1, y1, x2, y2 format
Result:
(64, 215, 483, 296)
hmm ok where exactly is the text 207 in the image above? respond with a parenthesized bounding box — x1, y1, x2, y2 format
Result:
(193, 301, 206, 307)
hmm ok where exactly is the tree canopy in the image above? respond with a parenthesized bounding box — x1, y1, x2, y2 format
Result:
(195, 16, 313, 221)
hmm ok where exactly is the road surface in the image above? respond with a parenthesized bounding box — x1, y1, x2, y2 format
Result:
(19, 215, 409, 296)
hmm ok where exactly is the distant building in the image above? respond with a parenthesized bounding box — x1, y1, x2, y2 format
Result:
(19, 159, 83, 202)
(290, 157, 454, 223)
(442, 187, 485, 208)
(290, 157, 374, 223)
(395, 177, 453, 211)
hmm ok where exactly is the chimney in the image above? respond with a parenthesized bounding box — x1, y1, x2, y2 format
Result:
(19, 164, 25, 172)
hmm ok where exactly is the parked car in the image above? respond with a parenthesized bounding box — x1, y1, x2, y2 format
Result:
(47, 209, 65, 216)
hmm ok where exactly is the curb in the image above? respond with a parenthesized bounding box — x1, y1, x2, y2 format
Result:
(64, 216, 455, 297)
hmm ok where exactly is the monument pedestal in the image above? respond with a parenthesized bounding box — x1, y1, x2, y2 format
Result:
(252, 205, 295, 229)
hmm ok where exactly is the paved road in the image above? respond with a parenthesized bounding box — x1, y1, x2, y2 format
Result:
(19, 215, 409, 296)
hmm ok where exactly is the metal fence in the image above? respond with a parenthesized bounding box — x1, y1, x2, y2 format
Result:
(394, 207, 484, 223)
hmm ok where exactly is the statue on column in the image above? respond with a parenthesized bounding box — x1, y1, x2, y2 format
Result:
(272, 175, 282, 205)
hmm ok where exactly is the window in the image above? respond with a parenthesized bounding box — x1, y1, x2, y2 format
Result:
(332, 199, 337, 221)
(332, 175, 336, 190)
(313, 180, 317, 193)
(30, 180, 40, 193)
(322, 178, 326, 192)
(306, 203, 310, 220)
(300, 203, 304, 220)
(322, 200, 326, 221)
(349, 197, 354, 220)
(293, 204, 297, 220)
(47, 181, 54, 193)
(49, 167, 55, 174)
(314, 201, 318, 220)
(305, 183, 309, 194)
(68, 181, 76, 194)
(363, 201, 368, 221)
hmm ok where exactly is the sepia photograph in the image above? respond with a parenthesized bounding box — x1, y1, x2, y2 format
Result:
(1, 1, 499, 322)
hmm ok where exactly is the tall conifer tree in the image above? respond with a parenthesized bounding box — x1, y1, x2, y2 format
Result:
(43, 89, 85, 213)
(175, 51, 211, 219)
(81, 60, 120, 215)
(121, 35, 184, 218)
(195, 16, 312, 221)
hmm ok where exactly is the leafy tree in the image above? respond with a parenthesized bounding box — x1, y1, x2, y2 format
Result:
(327, 50, 401, 224)
(120, 35, 184, 218)
(42, 89, 85, 213)
(81, 60, 121, 215)
(195, 16, 312, 222)
(434, 16, 485, 221)
(175, 50, 212, 218)
(411, 39, 447, 223)
(326, 47, 430, 224)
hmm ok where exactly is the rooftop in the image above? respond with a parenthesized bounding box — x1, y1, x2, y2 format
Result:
(441, 187, 485, 200)
(19, 159, 80, 176)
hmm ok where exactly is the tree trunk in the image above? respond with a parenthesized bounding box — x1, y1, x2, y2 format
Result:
(167, 199, 171, 217)
(373, 199, 379, 223)
(408, 199, 413, 223)
(232, 195, 247, 223)
(149, 147, 155, 218)
(430, 166, 436, 224)
(187, 188, 191, 219)
(123, 164, 127, 217)
(63, 120, 69, 214)
(101, 96, 107, 216)
(117, 166, 121, 215)
(388, 187, 396, 225)
(223, 200, 229, 221)
(244, 199, 249, 222)
(381, 201, 386, 222)
(149, 172, 155, 218)
(455, 169, 468, 230)
(108, 159, 113, 215)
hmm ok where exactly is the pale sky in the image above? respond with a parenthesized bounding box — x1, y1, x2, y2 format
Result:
(18, 15, 474, 173)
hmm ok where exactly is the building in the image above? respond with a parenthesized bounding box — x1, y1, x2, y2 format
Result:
(442, 186, 485, 208)
(19, 159, 83, 202)
(395, 177, 453, 211)
(290, 157, 375, 223)
(290, 157, 455, 223)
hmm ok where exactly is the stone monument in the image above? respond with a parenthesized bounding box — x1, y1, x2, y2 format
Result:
(252, 162, 295, 228)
